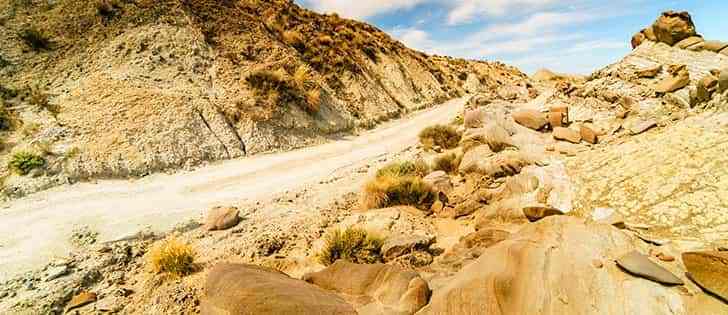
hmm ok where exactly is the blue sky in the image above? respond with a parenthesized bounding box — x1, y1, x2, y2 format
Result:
(296, 1, 727, 75)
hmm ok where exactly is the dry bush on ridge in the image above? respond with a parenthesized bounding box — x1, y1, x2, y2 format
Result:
(317, 227, 384, 266)
(8, 151, 45, 175)
(147, 237, 196, 278)
(362, 174, 434, 210)
(433, 152, 461, 174)
(19, 28, 51, 51)
(376, 160, 429, 178)
(419, 125, 461, 150)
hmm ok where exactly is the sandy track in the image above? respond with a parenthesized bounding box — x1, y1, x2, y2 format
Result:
(0, 97, 465, 281)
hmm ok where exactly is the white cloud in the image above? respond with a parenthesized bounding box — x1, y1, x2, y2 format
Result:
(391, 27, 435, 52)
(445, 0, 560, 25)
(301, 0, 426, 19)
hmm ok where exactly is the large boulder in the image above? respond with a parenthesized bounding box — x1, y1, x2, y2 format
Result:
(552, 127, 582, 144)
(683, 251, 728, 302)
(652, 11, 697, 46)
(631, 31, 646, 49)
(458, 145, 493, 174)
(418, 216, 686, 315)
(201, 263, 356, 315)
(422, 171, 452, 196)
(512, 109, 547, 130)
(304, 261, 431, 315)
(615, 251, 683, 285)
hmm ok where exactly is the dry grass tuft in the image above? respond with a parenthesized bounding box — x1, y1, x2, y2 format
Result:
(433, 152, 461, 174)
(147, 237, 196, 278)
(376, 160, 428, 178)
(282, 30, 304, 49)
(19, 28, 51, 51)
(419, 125, 461, 150)
(247, 67, 322, 114)
(317, 227, 384, 266)
(362, 173, 434, 210)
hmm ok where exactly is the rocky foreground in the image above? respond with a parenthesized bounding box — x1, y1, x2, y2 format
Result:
(2, 10, 728, 315)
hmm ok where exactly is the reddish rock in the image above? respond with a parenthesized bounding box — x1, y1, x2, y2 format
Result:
(550, 105, 569, 121)
(652, 11, 697, 45)
(683, 251, 728, 302)
(579, 125, 598, 144)
(630, 119, 657, 135)
(553, 127, 582, 144)
(631, 31, 645, 49)
(548, 112, 563, 128)
(616, 109, 630, 119)
(654, 67, 690, 93)
(67, 292, 97, 312)
(512, 109, 547, 130)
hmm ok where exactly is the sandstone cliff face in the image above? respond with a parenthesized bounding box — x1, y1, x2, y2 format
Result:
(0, 0, 529, 197)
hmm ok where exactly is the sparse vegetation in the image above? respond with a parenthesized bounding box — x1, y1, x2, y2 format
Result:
(419, 124, 461, 150)
(147, 237, 196, 277)
(317, 227, 384, 266)
(376, 160, 428, 178)
(8, 152, 45, 175)
(282, 30, 304, 49)
(24, 86, 58, 114)
(246, 67, 321, 114)
(362, 170, 434, 209)
(95, 0, 119, 17)
(19, 28, 51, 51)
(433, 152, 461, 173)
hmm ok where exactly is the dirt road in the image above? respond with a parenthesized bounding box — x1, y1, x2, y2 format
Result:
(0, 97, 465, 281)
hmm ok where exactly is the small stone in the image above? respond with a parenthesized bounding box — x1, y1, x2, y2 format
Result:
(44, 265, 69, 281)
(657, 253, 675, 262)
(460, 229, 510, 249)
(430, 199, 444, 213)
(553, 127, 582, 144)
(616, 251, 683, 285)
(579, 125, 598, 144)
(682, 251, 728, 301)
(204, 206, 241, 231)
(523, 206, 564, 222)
(630, 119, 657, 135)
(66, 291, 97, 312)
(674, 36, 704, 49)
(616, 109, 630, 119)
(512, 109, 548, 130)
(592, 259, 604, 269)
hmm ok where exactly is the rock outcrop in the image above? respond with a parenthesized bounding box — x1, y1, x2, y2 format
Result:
(419, 217, 686, 315)
(304, 261, 431, 314)
(201, 263, 356, 314)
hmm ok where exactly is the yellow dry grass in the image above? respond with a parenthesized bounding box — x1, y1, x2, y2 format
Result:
(147, 237, 196, 277)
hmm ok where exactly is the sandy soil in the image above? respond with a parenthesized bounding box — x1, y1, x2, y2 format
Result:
(0, 97, 466, 282)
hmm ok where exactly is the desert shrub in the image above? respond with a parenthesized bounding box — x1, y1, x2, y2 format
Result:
(0, 55, 9, 68)
(95, 0, 119, 17)
(282, 30, 305, 49)
(419, 125, 461, 150)
(19, 28, 51, 51)
(292, 65, 313, 89)
(24, 86, 58, 114)
(362, 174, 434, 209)
(433, 153, 461, 173)
(317, 228, 384, 266)
(376, 160, 429, 178)
(451, 115, 464, 125)
(304, 89, 321, 114)
(147, 237, 196, 277)
(8, 151, 45, 175)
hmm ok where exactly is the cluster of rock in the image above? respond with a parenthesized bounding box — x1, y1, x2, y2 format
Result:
(631, 11, 728, 56)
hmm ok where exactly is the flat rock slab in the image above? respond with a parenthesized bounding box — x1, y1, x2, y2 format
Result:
(513, 109, 547, 130)
(202, 263, 356, 315)
(683, 251, 728, 302)
(616, 251, 683, 285)
(630, 119, 657, 135)
(67, 291, 97, 312)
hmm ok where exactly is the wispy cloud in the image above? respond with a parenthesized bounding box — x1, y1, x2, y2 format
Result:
(445, 0, 562, 25)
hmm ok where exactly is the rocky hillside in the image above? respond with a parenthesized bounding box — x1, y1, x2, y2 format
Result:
(4, 8, 727, 315)
(0, 0, 529, 198)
